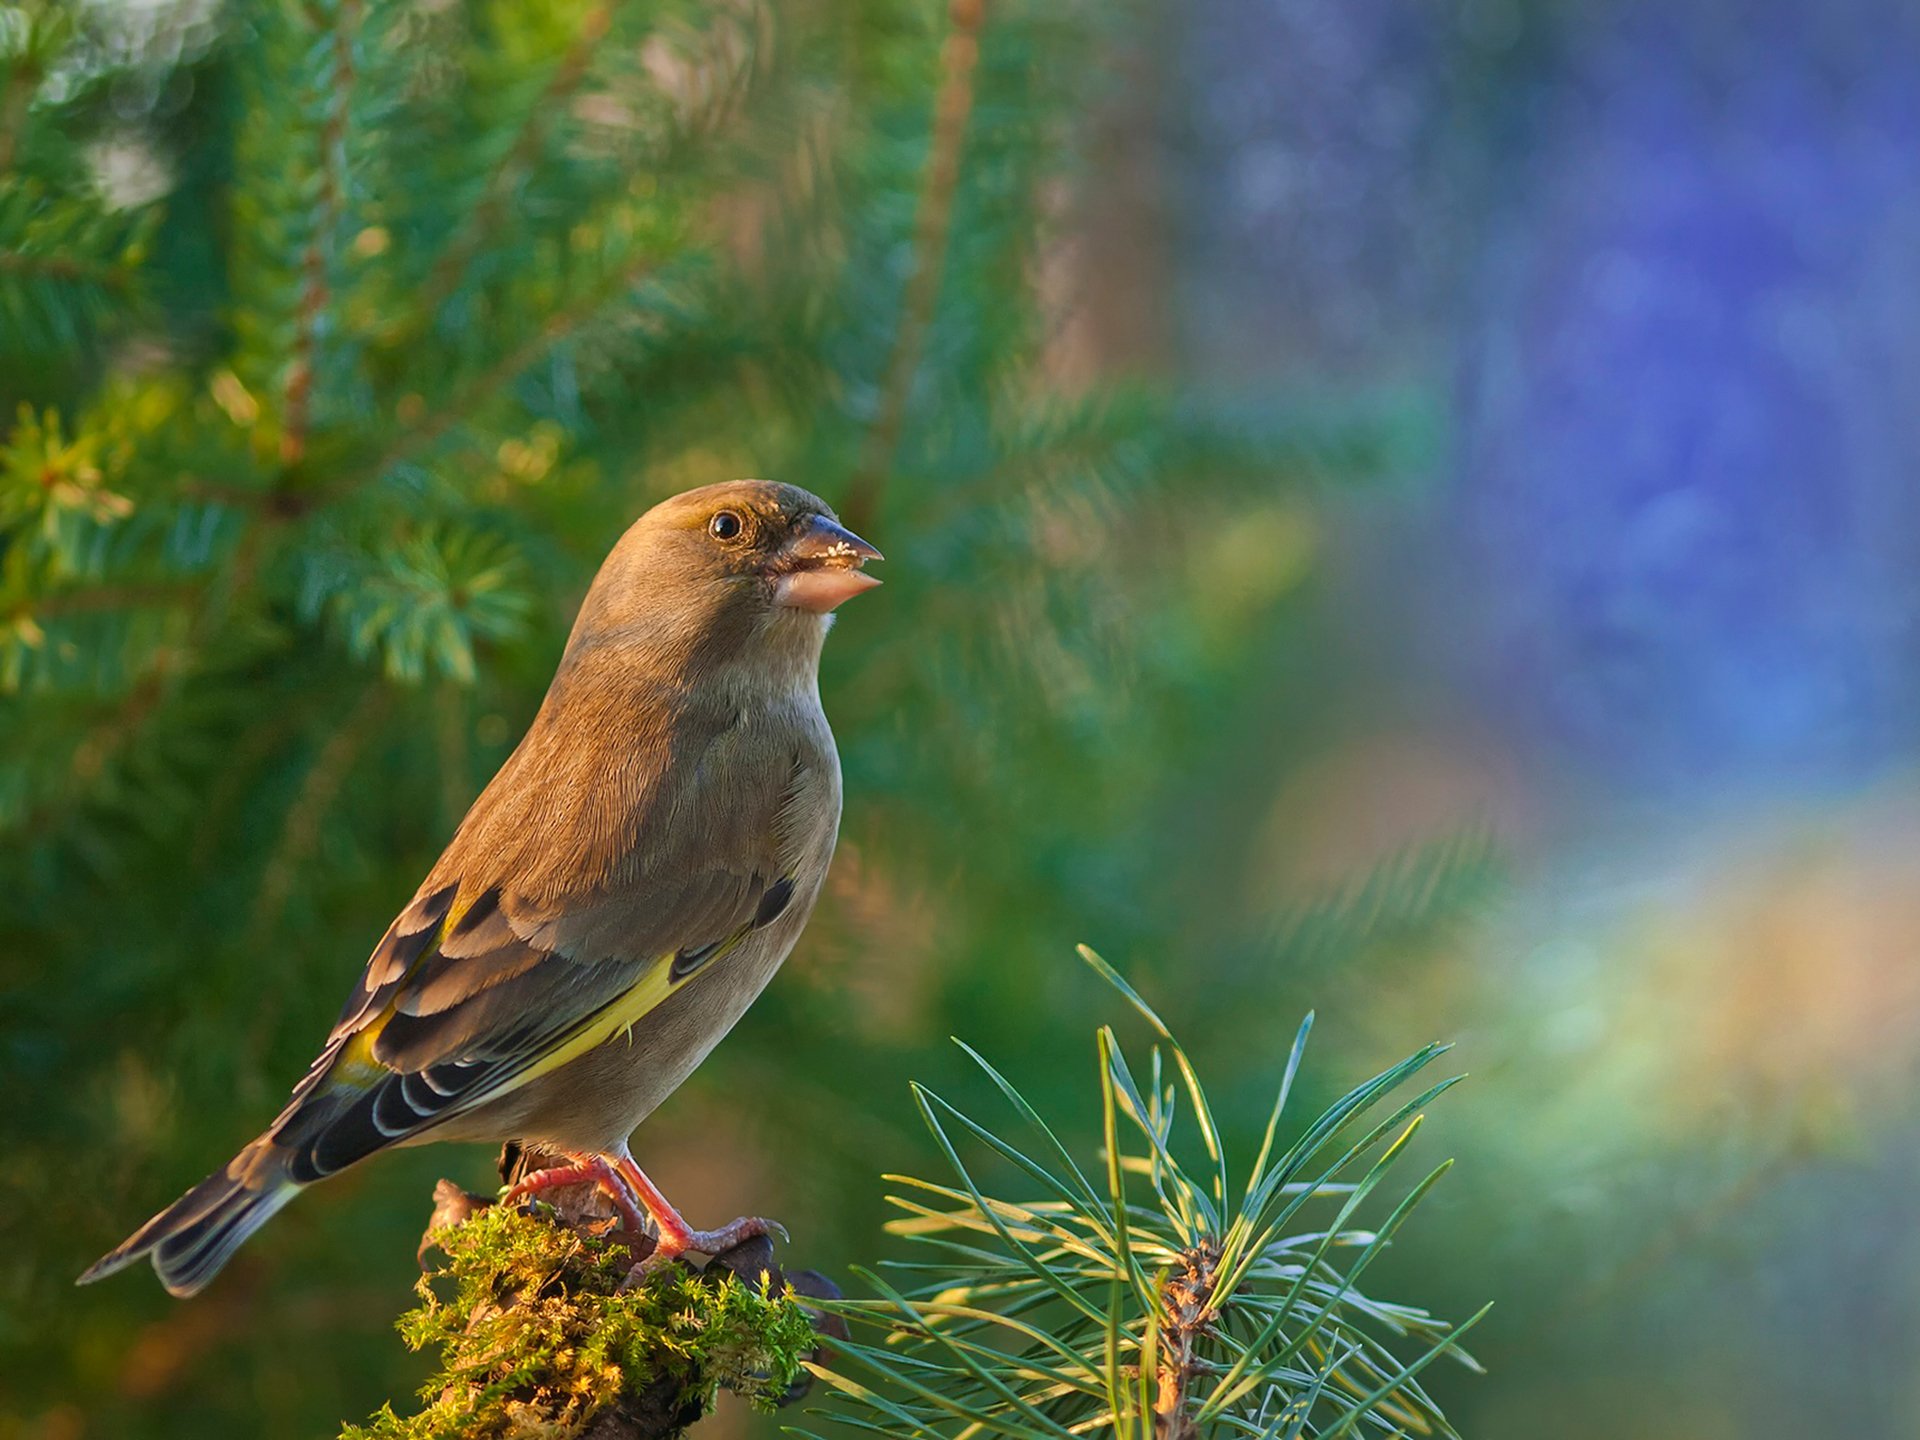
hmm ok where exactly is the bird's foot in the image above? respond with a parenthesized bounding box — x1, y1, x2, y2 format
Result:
(501, 1153, 652, 1240)
(605, 1151, 787, 1285)
(622, 1216, 787, 1286)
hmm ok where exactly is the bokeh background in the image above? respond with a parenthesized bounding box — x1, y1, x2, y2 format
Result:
(4, 0, 1918, 1435)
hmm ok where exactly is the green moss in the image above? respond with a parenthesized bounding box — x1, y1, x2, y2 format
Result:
(340, 1206, 819, 1440)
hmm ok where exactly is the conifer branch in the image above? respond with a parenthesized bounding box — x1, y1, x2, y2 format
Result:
(249, 681, 391, 945)
(1, 656, 177, 843)
(21, 581, 200, 617)
(0, 52, 37, 175)
(0, 184, 150, 352)
(405, 0, 617, 332)
(281, 0, 362, 472)
(0, 247, 134, 291)
(343, 255, 658, 500)
(842, 0, 987, 534)
(804, 950, 1487, 1440)
(1153, 1241, 1217, 1440)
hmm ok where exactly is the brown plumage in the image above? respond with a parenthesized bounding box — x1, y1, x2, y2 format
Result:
(81, 481, 881, 1296)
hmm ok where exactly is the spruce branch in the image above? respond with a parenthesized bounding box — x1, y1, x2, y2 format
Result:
(0, 5, 56, 175)
(281, 0, 363, 472)
(0, 179, 151, 354)
(0, 64, 28, 176)
(842, 0, 987, 535)
(247, 680, 391, 945)
(15, 580, 199, 617)
(0, 246, 131, 289)
(403, 0, 618, 333)
(340, 253, 663, 502)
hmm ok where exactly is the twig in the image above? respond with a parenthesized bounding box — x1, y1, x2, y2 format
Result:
(840, 0, 987, 535)
(435, 677, 469, 829)
(0, 53, 38, 174)
(1155, 1239, 1218, 1440)
(280, 0, 362, 472)
(0, 248, 137, 290)
(21, 581, 202, 618)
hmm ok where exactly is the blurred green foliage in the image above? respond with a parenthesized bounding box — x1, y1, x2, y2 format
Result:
(0, 0, 1477, 1435)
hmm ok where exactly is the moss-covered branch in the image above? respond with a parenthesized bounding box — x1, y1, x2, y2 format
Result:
(341, 1178, 835, 1440)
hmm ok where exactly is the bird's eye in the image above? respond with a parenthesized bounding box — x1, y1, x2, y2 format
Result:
(708, 510, 745, 542)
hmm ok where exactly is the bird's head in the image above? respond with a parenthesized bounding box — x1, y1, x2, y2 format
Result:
(565, 480, 883, 679)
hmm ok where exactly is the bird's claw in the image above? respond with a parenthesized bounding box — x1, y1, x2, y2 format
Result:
(615, 1214, 785, 1290)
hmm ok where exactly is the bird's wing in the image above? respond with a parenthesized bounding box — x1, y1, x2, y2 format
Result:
(270, 862, 796, 1184)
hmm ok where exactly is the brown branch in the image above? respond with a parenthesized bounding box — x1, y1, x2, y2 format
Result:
(403, 0, 617, 331)
(6, 490, 281, 844)
(0, 248, 136, 290)
(175, 476, 281, 512)
(841, 0, 987, 536)
(20, 582, 203, 618)
(1154, 1239, 1219, 1440)
(0, 53, 39, 175)
(280, 0, 362, 472)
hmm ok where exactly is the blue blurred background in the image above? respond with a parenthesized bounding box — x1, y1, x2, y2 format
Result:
(1172, 1, 1920, 1432)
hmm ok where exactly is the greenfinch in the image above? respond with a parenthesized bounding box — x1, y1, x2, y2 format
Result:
(80, 480, 881, 1297)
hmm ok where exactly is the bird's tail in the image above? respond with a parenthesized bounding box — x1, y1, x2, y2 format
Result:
(78, 1137, 302, 1298)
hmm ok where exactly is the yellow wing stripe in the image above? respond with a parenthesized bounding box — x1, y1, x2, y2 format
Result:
(469, 921, 764, 1101)
(330, 929, 746, 1109)
(325, 890, 760, 1124)
(496, 956, 683, 1085)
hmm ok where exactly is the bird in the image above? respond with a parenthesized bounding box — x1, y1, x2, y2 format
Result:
(79, 479, 882, 1298)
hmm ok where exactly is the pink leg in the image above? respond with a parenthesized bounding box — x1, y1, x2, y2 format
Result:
(612, 1154, 783, 1265)
(503, 1152, 651, 1238)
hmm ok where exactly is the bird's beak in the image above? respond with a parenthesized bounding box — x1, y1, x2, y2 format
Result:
(773, 514, 884, 613)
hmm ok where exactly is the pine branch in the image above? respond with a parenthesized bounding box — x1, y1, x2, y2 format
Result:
(804, 950, 1488, 1440)
(1153, 1241, 1217, 1440)
(842, 0, 988, 535)
(18, 582, 199, 616)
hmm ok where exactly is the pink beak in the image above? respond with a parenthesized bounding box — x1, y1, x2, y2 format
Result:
(773, 514, 884, 613)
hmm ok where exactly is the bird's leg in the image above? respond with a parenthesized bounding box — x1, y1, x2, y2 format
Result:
(611, 1154, 785, 1271)
(503, 1151, 652, 1239)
